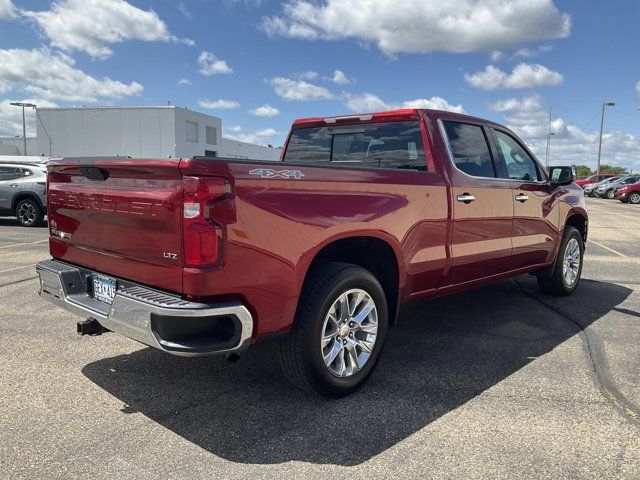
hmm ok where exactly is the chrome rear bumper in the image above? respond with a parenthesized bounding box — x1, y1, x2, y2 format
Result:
(36, 259, 253, 357)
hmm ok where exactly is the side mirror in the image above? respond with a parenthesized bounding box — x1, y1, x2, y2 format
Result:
(548, 166, 575, 186)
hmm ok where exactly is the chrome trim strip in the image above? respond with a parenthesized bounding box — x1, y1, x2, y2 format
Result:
(36, 260, 253, 357)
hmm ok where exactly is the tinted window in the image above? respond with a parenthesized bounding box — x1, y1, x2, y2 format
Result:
(284, 121, 426, 170)
(284, 127, 332, 163)
(443, 121, 495, 178)
(494, 130, 541, 181)
(0, 166, 18, 181)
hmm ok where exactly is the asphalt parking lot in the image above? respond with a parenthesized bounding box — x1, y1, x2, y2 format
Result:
(1, 198, 638, 479)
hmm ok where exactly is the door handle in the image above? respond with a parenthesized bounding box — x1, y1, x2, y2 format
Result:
(10, 183, 18, 188)
(456, 193, 475, 203)
(515, 193, 529, 202)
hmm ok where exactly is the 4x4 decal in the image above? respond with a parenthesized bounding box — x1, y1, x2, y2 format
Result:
(249, 168, 305, 180)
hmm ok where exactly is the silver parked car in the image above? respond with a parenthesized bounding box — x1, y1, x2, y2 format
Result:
(0, 162, 47, 226)
(595, 174, 640, 199)
(583, 176, 620, 197)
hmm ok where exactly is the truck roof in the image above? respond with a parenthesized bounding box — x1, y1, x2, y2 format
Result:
(291, 108, 503, 130)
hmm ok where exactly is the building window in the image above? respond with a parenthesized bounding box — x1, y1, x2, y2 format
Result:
(186, 121, 199, 142)
(204, 150, 217, 157)
(206, 126, 217, 145)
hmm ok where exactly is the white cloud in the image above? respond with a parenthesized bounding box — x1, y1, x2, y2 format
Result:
(249, 104, 280, 117)
(465, 63, 563, 90)
(296, 71, 319, 80)
(177, 78, 191, 86)
(198, 98, 240, 110)
(177, 2, 192, 20)
(0, 0, 17, 19)
(344, 92, 465, 114)
(198, 51, 233, 75)
(268, 77, 335, 101)
(491, 45, 554, 62)
(262, 0, 570, 55)
(331, 70, 353, 85)
(225, 126, 282, 145)
(23, 0, 194, 60)
(489, 95, 640, 172)
(0, 48, 143, 102)
(0, 97, 58, 136)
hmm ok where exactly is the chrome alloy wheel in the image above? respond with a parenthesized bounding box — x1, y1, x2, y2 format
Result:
(562, 238, 581, 287)
(17, 201, 37, 225)
(629, 192, 640, 204)
(320, 288, 378, 378)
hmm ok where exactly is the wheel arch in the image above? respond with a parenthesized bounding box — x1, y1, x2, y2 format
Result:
(11, 191, 44, 213)
(296, 232, 405, 326)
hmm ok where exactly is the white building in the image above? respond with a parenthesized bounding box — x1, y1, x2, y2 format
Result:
(35, 106, 281, 161)
(0, 136, 37, 156)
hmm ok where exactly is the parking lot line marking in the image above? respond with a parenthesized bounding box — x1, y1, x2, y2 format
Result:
(0, 265, 34, 274)
(0, 239, 48, 250)
(589, 240, 627, 258)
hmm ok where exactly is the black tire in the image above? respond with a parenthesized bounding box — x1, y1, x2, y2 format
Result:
(606, 189, 615, 199)
(537, 226, 584, 296)
(280, 262, 388, 398)
(628, 192, 640, 205)
(15, 198, 44, 227)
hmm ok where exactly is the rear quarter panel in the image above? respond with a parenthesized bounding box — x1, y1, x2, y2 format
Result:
(180, 160, 448, 337)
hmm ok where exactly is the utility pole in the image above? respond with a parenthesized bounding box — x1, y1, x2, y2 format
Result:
(596, 101, 615, 176)
(9, 102, 37, 156)
(545, 105, 554, 169)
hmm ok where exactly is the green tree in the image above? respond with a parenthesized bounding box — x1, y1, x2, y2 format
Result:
(599, 165, 629, 175)
(572, 165, 592, 179)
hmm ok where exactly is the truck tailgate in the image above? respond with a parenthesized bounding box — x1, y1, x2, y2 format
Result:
(47, 159, 183, 292)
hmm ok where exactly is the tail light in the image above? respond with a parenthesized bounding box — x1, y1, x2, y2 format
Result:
(182, 176, 229, 267)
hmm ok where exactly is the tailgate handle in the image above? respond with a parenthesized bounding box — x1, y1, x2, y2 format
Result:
(79, 166, 109, 181)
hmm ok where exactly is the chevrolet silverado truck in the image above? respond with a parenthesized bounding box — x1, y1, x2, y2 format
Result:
(36, 109, 587, 398)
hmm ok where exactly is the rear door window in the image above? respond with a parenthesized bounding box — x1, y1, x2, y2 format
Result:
(0, 167, 15, 181)
(442, 121, 496, 178)
(284, 121, 427, 171)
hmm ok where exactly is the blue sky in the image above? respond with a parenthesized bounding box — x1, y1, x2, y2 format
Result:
(1, 0, 639, 170)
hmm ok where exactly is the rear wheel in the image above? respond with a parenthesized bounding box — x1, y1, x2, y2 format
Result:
(280, 262, 388, 398)
(606, 189, 615, 199)
(629, 192, 640, 205)
(537, 226, 584, 296)
(15, 199, 44, 227)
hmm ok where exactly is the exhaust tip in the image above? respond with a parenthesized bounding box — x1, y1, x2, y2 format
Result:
(226, 353, 241, 363)
(77, 317, 107, 336)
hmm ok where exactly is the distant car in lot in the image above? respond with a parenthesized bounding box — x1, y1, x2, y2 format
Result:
(0, 162, 47, 226)
(575, 173, 618, 188)
(595, 175, 640, 199)
(614, 181, 640, 204)
(583, 176, 620, 197)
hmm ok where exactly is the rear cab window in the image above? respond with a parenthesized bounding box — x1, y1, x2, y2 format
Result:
(283, 121, 427, 171)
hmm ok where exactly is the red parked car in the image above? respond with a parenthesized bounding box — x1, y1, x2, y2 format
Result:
(575, 173, 618, 188)
(36, 109, 587, 397)
(614, 181, 640, 204)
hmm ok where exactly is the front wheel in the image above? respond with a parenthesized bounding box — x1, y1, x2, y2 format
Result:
(628, 192, 640, 205)
(15, 199, 44, 227)
(280, 262, 388, 398)
(537, 226, 584, 296)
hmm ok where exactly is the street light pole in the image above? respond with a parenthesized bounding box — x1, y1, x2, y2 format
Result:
(545, 105, 552, 169)
(596, 101, 615, 176)
(9, 102, 37, 156)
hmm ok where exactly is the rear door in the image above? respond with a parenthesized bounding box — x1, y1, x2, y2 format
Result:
(47, 159, 184, 291)
(489, 127, 556, 268)
(439, 119, 515, 285)
(0, 166, 18, 211)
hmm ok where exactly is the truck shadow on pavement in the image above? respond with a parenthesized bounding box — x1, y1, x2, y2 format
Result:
(82, 276, 631, 466)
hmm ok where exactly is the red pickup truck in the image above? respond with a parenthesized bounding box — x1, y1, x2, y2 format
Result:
(37, 109, 588, 398)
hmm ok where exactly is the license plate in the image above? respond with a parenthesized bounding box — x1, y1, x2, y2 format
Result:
(92, 274, 116, 304)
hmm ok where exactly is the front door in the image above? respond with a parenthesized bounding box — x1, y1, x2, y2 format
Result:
(490, 128, 556, 268)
